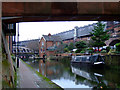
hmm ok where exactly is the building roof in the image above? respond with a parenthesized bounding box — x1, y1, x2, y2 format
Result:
(54, 23, 96, 40)
(43, 22, 108, 41)
(54, 29, 74, 40)
(77, 24, 95, 37)
(43, 35, 62, 42)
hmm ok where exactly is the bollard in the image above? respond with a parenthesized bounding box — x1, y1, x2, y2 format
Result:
(17, 57, 19, 68)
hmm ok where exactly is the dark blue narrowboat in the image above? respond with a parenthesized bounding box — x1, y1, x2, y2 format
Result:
(71, 54, 105, 66)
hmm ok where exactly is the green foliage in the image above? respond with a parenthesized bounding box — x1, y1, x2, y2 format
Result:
(64, 48, 69, 52)
(108, 49, 116, 55)
(87, 48, 94, 53)
(101, 50, 107, 53)
(88, 47, 93, 50)
(115, 43, 120, 51)
(80, 50, 85, 53)
(90, 22, 110, 49)
(63, 43, 74, 53)
(75, 41, 87, 53)
(75, 50, 80, 53)
(14, 72, 17, 88)
(68, 43, 74, 51)
(106, 46, 111, 53)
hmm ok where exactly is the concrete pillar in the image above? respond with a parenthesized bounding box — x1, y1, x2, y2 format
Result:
(0, 2, 2, 90)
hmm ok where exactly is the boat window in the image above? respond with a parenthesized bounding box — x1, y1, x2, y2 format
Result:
(82, 57, 86, 61)
(91, 56, 98, 62)
(86, 56, 91, 61)
(76, 58, 80, 61)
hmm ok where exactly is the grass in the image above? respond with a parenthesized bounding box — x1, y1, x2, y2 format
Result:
(20, 59, 63, 89)
(14, 71, 17, 88)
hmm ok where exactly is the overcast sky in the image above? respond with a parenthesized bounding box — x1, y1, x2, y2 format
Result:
(18, 21, 98, 41)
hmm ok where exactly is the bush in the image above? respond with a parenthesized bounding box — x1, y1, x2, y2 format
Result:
(106, 46, 111, 53)
(108, 49, 116, 55)
(75, 50, 80, 53)
(75, 41, 87, 52)
(101, 50, 107, 53)
(116, 43, 120, 51)
(87, 48, 93, 53)
(88, 50, 93, 53)
(115, 51, 120, 54)
(88, 47, 93, 50)
(64, 48, 69, 52)
(80, 51, 85, 53)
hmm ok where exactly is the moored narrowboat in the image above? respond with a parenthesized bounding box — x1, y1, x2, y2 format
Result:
(71, 54, 105, 66)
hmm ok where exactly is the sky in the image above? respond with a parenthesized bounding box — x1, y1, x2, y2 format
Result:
(18, 21, 98, 41)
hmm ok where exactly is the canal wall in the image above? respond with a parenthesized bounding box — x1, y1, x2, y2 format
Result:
(104, 55, 120, 69)
(49, 54, 120, 70)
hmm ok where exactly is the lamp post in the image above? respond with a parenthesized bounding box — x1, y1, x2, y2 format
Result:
(17, 23, 19, 68)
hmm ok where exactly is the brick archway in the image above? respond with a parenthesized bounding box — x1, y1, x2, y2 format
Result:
(109, 39, 120, 46)
(105, 38, 120, 46)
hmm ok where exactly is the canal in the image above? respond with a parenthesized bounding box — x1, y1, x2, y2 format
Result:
(25, 57, 120, 89)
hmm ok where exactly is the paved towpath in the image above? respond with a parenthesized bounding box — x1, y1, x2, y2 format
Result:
(18, 59, 60, 88)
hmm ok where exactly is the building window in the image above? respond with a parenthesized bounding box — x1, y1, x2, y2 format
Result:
(41, 48, 42, 53)
(8, 24, 14, 29)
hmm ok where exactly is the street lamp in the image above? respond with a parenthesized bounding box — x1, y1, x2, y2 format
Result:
(17, 23, 19, 68)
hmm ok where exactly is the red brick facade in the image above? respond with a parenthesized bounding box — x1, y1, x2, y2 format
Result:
(39, 22, 120, 57)
(39, 36, 61, 58)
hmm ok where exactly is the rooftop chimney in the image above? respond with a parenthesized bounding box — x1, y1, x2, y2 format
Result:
(74, 26, 79, 41)
(48, 33, 51, 36)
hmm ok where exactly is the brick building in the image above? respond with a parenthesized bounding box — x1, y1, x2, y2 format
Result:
(54, 21, 120, 46)
(39, 33, 62, 58)
(39, 21, 120, 57)
(105, 21, 120, 46)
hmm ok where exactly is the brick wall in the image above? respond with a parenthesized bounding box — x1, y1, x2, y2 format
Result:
(39, 37, 61, 57)
(39, 37, 46, 57)
(46, 41, 53, 48)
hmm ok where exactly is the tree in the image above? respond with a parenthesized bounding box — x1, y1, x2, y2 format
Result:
(75, 41, 87, 53)
(90, 21, 110, 52)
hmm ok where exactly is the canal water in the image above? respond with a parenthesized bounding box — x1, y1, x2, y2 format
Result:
(25, 57, 120, 89)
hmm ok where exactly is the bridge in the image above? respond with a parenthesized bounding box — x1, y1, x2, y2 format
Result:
(1, 2, 120, 89)
(105, 37, 120, 46)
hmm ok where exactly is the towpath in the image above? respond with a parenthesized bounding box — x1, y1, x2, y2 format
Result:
(18, 59, 60, 88)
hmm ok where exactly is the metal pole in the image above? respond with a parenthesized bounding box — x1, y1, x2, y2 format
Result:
(17, 23, 19, 68)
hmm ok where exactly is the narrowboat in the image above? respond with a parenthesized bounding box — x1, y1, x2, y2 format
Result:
(71, 54, 105, 66)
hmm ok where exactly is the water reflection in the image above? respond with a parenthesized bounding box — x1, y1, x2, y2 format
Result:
(39, 60, 63, 80)
(26, 58, 120, 89)
(71, 64, 106, 89)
